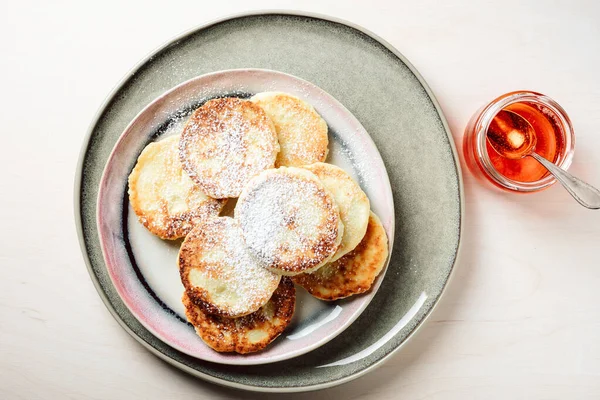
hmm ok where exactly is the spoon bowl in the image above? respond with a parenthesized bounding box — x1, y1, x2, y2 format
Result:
(487, 109, 537, 159)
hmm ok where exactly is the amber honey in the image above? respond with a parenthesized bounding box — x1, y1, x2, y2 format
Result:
(463, 91, 574, 193)
(486, 102, 566, 182)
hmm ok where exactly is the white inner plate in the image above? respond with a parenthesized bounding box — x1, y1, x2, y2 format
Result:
(96, 69, 395, 365)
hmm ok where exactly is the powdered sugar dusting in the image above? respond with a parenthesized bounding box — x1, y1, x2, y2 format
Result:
(236, 168, 342, 274)
(180, 217, 280, 317)
(251, 92, 328, 167)
(179, 97, 279, 199)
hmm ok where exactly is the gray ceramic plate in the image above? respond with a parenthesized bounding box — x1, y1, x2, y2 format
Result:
(75, 11, 463, 392)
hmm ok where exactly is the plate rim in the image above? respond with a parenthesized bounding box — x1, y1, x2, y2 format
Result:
(94, 67, 396, 365)
(74, 10, 464, 393)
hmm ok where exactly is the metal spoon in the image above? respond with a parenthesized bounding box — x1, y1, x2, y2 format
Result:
(487, 109, 600, 209)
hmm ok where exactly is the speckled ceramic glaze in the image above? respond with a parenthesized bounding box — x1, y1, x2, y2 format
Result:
(75, 11, 462, 392)
(96, 69, 395, 365)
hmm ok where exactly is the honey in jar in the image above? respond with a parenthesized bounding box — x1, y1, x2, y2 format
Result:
(463, 91, 574, 193)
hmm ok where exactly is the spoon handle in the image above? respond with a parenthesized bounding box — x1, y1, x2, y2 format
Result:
(530, 152, 600, 209)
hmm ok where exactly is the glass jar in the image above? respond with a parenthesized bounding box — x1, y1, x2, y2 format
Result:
(463, 91, 575, 192)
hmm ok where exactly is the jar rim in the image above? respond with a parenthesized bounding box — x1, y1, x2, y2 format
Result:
(474, 91, 575, 192)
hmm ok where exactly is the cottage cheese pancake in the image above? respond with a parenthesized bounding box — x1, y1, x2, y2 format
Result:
(251, 92, 328, 167)
(182, 277, 295, 354)
(292, 212, 388, 301)
(235, 167, 343, 276)
(178, 217, 281, 317)
(304, 162, 370, 261)
(128, 135, 226, 240)
(179, 97, 279, 199)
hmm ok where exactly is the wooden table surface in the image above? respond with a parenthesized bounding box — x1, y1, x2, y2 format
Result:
(2, 1, 600, 399)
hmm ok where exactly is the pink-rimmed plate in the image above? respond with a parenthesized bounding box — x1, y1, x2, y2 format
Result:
(96, 69, 394, 365)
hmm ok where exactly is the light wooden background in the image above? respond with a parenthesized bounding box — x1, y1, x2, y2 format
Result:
(2, 1, 599, 399)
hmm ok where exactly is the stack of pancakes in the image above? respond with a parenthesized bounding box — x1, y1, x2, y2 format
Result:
(128, 93, 389, 354)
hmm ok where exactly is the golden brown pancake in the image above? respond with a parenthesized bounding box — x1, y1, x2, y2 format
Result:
(128, 135, 226, 240)
(235, 167, 344, 276)
(179, 97, 279, 199)
(182, 277, 295, 354)
(178, 217, 281, 318)
(303, 162, 370, 261)
(251, 92, 328, 167)
(292, 212, 388, 301)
